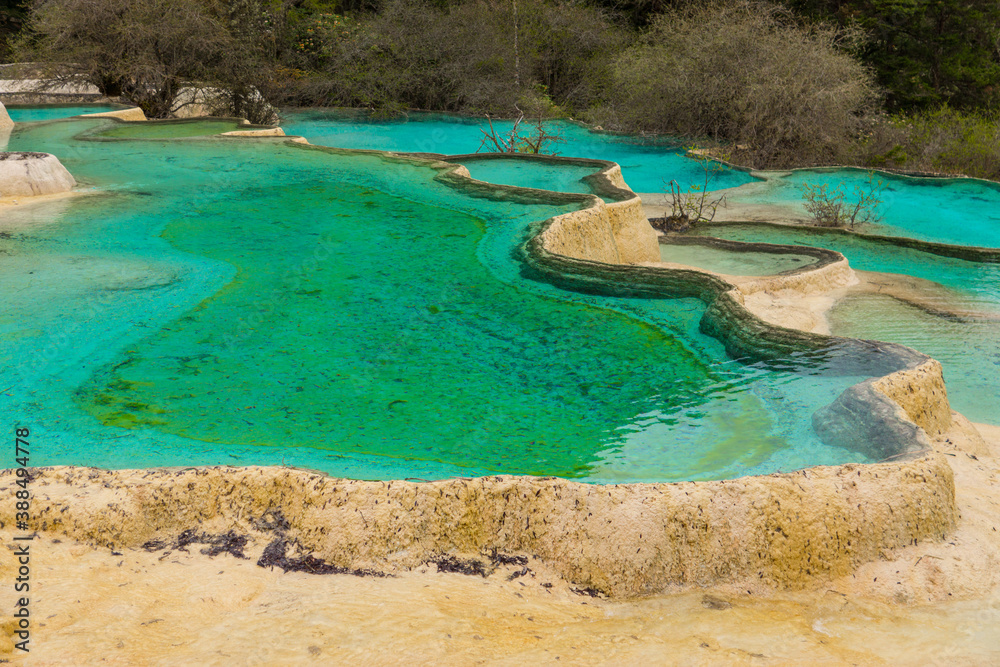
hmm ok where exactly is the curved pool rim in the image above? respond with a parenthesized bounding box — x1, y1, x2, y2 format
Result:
(2, 113, 961, 595)
(28, 112, 960, 471)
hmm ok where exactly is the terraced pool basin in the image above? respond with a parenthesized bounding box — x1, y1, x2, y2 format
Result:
(457, 156, 606, 198)
(688, 222, 1000, 424)
(1, 117, 881, 482)
(731, 168, 1000, 249)
(93, 119, 250, 139)
(279, 109, 756, 194)
(659, 240, 818, 276)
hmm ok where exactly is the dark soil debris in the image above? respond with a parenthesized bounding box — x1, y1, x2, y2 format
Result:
(252, 508, 291, 533)
(142, 530, 249, 559)
(432, 555, 493, 577)
(257, 538, 388, 577)
(570, 586, 602, 598)
(490, 550, 528, 567)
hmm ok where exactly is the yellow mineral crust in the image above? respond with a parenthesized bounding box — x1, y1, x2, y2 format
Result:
(0, 450, 955, 598)
(872, 359, 952, 438)
(80, 106, 148, 121)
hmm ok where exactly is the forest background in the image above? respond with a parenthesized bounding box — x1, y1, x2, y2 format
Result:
(1, 0, 999, 178)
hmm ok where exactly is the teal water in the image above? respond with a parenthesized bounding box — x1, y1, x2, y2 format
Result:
(280, 110, 756, 194)
(733, 169, 1000, 249)
(5, 104, 123, 122)
(457, 157, 603, 198)
(659, 242, 817, 276)
(0, 117, 873, 482)
(828, 294, 1000, 425)
(689, 223, 1000, 423)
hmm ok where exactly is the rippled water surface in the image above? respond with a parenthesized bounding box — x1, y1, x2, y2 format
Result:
(0, 116, 875, 481)
(689, 223, 1000, 423)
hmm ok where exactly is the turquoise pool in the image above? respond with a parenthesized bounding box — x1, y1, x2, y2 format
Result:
(5, 104, 124, 122)
(658, 242, 818, 276)
(0, 116, 887, 482)
(280, 109, 756, 194)
(730, 168, 1000, 249)
(456, 156, 605, 198)
(688, 223, 1000, 424)
(263, 118, 1000, 430)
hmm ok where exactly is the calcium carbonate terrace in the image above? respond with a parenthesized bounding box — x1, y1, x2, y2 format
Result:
(2, 105, 997, 483)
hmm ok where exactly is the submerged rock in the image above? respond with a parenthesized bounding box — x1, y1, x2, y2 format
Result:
(812, 379, 932, 460)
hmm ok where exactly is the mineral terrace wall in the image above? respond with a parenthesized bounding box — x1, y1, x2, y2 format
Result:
(0, 454, 956, 598)
(0, 132, 963, 597)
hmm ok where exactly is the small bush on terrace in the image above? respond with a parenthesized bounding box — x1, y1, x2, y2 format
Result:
(801, 171, 884, 228)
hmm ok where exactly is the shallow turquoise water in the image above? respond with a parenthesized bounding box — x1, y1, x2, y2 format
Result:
(280, 110, 755, 194)
(828, 294, 1000, 424)
(689, 223, 1000, 423)
(734, 169, 1000, 249)
(457, 157, 602, 198)
(0, 117, 874, 482)
(659, 243, 817, 276)
(5, 104, 123, 122)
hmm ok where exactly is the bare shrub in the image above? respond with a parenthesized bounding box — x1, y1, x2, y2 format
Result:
(278, 0, 625, 115)
(801, 171, 884, 228)
(650, 156, 729, 232)
(477, 107, 564, 154)
(607, 0, 879, 168)
(14, 0, 279, 121)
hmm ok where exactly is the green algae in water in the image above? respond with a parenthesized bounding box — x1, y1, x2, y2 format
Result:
(4, 118, 869, 481)
(73, 180, 731, 477)
(96, 120, 248, 139)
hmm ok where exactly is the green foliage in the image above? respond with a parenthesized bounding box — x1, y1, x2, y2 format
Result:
(854, 107, 1000, 180)
(607, 0, 878, 168)
(783, 0, 1000, 111)
(801, 171, 884, 228)
(0, 0, 30, 62)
